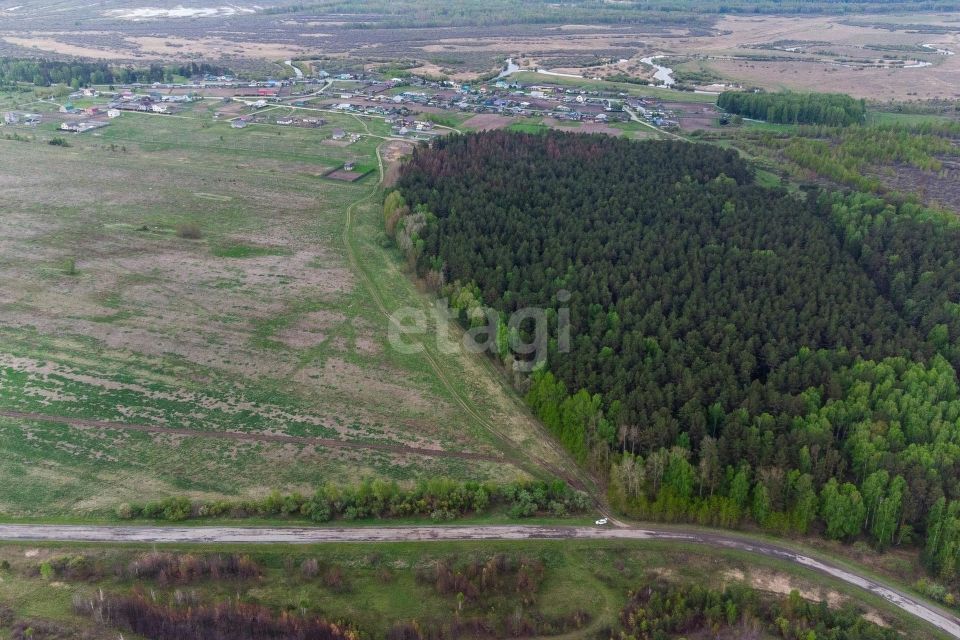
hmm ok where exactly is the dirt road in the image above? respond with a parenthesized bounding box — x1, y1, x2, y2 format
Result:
(1, 523, 958, 638)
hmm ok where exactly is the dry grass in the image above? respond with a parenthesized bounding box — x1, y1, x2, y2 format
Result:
(0, 107, 537, 516)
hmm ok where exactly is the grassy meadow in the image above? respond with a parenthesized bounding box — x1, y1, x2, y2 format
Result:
(0, 96, 573, 518)
(0, 538, 948, 640)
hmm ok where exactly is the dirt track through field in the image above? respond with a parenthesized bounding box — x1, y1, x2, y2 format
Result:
(1, 522, 958, 638)
(340, 137, 597, 499)
(0, 410, 502, 462)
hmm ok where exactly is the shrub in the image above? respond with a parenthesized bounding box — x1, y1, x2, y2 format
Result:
(323, 565, 351, 593)
(175, 223, 202, 239)
(160, 496, 191, 521)
(301, 558, 320, 578)
(73, 592, 353, 640)
(120, 479, 587, 525)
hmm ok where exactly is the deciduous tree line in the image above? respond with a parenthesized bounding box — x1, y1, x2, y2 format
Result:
(718, 90, 867, 126)
(0, 59, 232, 88)
(120, 478, 589, 523)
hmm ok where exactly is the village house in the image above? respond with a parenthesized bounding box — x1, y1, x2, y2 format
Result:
(60, 121, 109, 133)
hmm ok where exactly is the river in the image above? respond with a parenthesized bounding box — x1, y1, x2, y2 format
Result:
(640, 55, 675, 87)
(498, 55, 677, 86)
(496, 58, 520, 79)
(923, 43, 955, 56)
(284, 60, 303, 79)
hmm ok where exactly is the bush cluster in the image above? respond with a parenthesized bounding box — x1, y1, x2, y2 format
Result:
(117, 479, 589, 523)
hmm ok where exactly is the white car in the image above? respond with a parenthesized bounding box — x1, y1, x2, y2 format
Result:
(595, 517, 609, 526)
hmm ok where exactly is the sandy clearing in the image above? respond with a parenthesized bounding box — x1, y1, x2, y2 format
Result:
(105, 6, 256, 20)
(749, 568, 846, 607)
(1, 36, 135, 59)
(128, 36, 306, 59)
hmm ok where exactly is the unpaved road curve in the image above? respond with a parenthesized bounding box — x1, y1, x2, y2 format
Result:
(1, 524, 958, 638)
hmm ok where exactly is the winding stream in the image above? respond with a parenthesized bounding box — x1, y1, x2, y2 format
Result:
(640, 55, 675, 86)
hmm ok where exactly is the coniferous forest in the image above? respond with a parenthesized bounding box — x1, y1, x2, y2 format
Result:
(391, 130, 960, 581)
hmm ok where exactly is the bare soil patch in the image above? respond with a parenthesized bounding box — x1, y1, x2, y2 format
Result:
(382, 140, 415, 187)
(128, 36, 306, 60)
(463, 114, 514, 130)
(868, 159, 960, 211)
(275, 309, 346, 348)
(578, 122, 624, 136)
(2, 36, 134, 59)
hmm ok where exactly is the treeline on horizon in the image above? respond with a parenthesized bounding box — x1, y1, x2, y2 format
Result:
(268, 0, 960, 28)
(718, 90, 867, 126)
(0, 59, 233, 88)
(391, 130, 960, 585)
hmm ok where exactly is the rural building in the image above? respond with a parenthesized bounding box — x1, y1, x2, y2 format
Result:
(60, 121, 109, 133)
(231, 119, 248, 129)
(331, 128, 346, 140)
(107, 109, 121, 118)
(3, 112, 19, 124)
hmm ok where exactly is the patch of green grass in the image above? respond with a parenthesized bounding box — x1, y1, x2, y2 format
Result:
(740, 118, 798, 132)
(755, 168, 784, 188)
(211, 243, 292, 258)
(509, 71, 718, 103)
(866, 111, 956, 126)
(506, 117, 547, 134)
(0, 107, 561, 518)
(421, 111, 471, 128)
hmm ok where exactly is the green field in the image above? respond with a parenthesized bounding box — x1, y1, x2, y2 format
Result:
(865, 110, 957, 126)
(0, 539, 947, 640)
(509, 71, 720, 103)
(0, 98, 577, 518)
